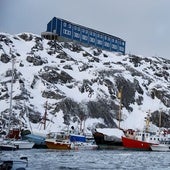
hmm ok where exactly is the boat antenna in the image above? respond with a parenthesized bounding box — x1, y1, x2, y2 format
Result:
(24, 100, 33, 133)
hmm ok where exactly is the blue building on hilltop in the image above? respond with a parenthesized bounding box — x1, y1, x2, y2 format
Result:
(42, 17, 126, 55)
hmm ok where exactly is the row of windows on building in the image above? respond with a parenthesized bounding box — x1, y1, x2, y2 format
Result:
(62, 23, 125, 46)
(62, 29, 123, 50)
(62, 28, 124, 46)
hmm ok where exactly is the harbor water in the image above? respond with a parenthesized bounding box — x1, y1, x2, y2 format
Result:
(1, 149, 170, 170)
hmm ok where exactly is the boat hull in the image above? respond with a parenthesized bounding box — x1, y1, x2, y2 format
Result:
(0, 144, 16, 151)
(46, 139, 71, 150)
(151, 144, 170, 152)
(122, 136, 152, 151)
(12, 140, 34, 149)
(93, 132, 123, 149)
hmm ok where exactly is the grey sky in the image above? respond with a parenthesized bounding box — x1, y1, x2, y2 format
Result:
(1, 0, 170, 59)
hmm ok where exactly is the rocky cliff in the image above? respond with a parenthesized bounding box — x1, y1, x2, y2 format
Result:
(0, 33, 170, 132)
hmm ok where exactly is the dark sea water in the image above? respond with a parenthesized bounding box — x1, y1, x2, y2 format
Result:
(1, 149, 170, 170)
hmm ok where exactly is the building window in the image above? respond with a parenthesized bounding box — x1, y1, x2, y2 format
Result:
(90, 37, 95, 43)
(104, 42, 110, 47)
(74, 32, 80, 38)
(68, 24, 71, 28)
(82, 35, 88, 40)
(63, 29, 71, 35)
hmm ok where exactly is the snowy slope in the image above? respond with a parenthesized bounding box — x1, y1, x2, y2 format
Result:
(0, 32, 170, 135)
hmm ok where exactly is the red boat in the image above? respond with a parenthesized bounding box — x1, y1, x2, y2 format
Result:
(122, 136, 152, 151)
(122, 111, 170, 151)
(122, 129, 169, 151)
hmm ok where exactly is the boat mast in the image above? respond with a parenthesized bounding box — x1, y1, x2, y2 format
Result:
(8, 54, 15, 132)
(118, 87, 123, 129)
(159, 108, 162, 133)
(79, 115, 83, 134)
(44, 101, 48, 130)
(83, 117, 86, 135)
(145, 110, 150, 132)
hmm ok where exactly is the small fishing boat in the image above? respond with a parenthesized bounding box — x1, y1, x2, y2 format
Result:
(1, 132, 34, 150)
(45, 131, 71, 150)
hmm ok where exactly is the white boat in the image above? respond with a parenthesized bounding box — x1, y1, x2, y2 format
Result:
(1, 136, 34, 149)
(11, 140, 35, 149)
(151, 141, 170, 152)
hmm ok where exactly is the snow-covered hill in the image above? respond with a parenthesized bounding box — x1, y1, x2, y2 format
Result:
(0, 32, 170, 134)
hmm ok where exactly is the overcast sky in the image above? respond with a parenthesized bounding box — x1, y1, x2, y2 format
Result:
(1, 0, 170, 60)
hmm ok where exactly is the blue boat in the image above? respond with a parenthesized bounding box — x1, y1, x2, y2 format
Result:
(21, 129, 47, 148)
(69, 134, 86, 142)
(23, 134, 47, 149)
